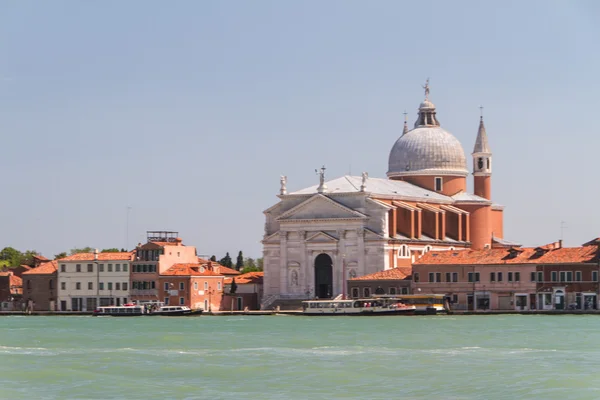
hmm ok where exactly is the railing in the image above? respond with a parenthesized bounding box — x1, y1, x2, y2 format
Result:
(260, 295, 278, 310)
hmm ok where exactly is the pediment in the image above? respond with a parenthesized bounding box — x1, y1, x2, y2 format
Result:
(277, 194, 366, 221)
(305, 231, 339, 243)
(364, 228, 385, 240)
(262, 231, 281, 244)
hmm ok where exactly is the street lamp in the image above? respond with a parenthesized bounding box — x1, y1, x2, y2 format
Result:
(207, 286, 215, 312)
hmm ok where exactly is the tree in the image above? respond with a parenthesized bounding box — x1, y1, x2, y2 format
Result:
(219, 252, 233, 268)
(0, 247, 22, 266)
(209, 255, 217, 262)
(0, 247, 39, 267)
(236, 251, 244, 271)
(70, 247, 95, 255)
(257, 258, 263, 270)
(241, 257, 262, 273)
(21, 250, 40, 266)
(54, 252, 67, 260)
(101, 248, 120, 253)
(230, 278, 238, 294)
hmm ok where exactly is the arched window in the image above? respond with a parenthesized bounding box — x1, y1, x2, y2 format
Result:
(27, 280, 32, 290)
(389, 287, 397, 295)
(422, 245, 433, 255)
(398, 245, 410, 258)
(363, 287, 371, 298)
(351, 288, 359, 298)
(49, 280, 54, 290)
(375, 286, 385, 295)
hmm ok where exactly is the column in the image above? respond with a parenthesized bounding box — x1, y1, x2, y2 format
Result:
(357, 227, 366, 276)
(279, 232, 288, 296)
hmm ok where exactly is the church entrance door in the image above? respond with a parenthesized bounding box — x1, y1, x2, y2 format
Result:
(314, 253, 333, 299)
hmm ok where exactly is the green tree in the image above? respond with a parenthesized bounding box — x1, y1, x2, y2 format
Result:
(0, 247, 22, 266)
(236, 251, 244, 271)
(54, 252, 67, 260)
(219, 252, 233, 268)
(242, 257, 262, 273)
(257, 258, 263, 270)
(209, 255, 217, 262)
(101, 248, 120, 253)
(70, 247, 95, 255)
(230, 278, 238, 294)
(21, 250, 39, 266)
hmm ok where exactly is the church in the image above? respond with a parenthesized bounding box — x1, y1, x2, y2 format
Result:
(261, 83, 515, 306)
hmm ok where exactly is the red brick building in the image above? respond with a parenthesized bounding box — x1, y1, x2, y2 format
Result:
(413, 240, 600, 311)
(21, 260, 58, 311)
(223, 272, 264, 311)
(0, 271, 22, 310)
(159, 262, 225, 312)
(348, 267, 412, 299)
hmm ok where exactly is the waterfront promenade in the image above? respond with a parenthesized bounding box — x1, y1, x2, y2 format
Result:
(4, 310, 600, 316)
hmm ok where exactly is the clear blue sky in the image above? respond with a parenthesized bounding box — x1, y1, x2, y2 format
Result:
(1, 1, 599, 258)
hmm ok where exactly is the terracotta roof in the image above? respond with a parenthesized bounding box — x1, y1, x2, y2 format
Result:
(416, 245, 598, 266)
(1, 274, 23, 293)
(225, 271, 264, 284)
(19, 265, 32, 270)
(33, 255, 49, 261)
(161, 263, 223, 277)
(197, 258, 241, 275)
(350, 267, 412, 281)
(23, 261, 58, 275)
(58, 252, 134, 262)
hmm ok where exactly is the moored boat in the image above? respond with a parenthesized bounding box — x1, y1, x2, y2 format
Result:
(301, 298, 415, 316)
(149, 305, 203, 316)
(93, 304, 203, 317)
(93, 305, 145, 316)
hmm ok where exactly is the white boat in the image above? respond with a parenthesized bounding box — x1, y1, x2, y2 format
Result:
(93, 305, 145, 317)
(301, 298, 415, 316)
(93, 304, 203, 317)
(149, 305, 203, 316)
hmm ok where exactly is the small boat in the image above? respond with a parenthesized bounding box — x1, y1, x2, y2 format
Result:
(93, 305, 145, 317)
(149, 305, 203, 316)
(302, 298, 415, 316)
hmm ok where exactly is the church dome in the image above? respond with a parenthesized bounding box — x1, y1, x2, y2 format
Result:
(387, 86, 468, 178)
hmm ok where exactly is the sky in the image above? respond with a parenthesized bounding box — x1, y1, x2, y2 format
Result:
(1, 0, 599, 259)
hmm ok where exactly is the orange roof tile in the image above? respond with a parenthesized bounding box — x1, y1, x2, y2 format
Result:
(351, 267, 412, 281)
(416, 245, 597, 266)
(197, 258, 241, 275)
(33, 255, 49, 261)
(161, 263, 223, 277)
(59, 252, 134, 262)
(23, 261, 58, 275)
(225, 271, 264, 284)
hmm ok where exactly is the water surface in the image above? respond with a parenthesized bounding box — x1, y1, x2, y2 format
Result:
(1, 315, 599, 399)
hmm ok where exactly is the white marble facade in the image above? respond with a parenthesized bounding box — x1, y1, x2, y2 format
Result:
(262, 190, 392, 300)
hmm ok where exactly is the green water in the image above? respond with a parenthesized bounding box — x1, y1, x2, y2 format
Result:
(1, 315, 600, 399)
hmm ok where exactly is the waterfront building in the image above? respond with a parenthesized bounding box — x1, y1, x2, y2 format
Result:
(414, 240, 600, 311)
(223, 271, 264, 310)
(262, 82, 515, 308)
(158, 262, 224, 311)
(347, 267, 412, 299)
(21, 260, 58, 311)
(57, 251, 133, 311)
(130, 231, 198, 304)
(0, 271, 22, 310)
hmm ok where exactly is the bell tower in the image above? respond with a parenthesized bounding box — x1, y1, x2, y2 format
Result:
(472, 111, 492, 200)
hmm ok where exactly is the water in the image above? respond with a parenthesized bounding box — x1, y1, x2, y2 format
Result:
(0, 315, 599, 399)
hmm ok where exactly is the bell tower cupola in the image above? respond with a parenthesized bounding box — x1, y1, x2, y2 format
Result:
(472, 109, 492, 200)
